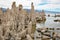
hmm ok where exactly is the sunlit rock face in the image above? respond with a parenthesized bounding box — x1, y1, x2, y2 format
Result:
(30, 2, 36, 24)
(0, 8, 4, 21)
(0, 8, 3, 14)
(31, 2, 34, 14)
(12, 2, 16, 11)
(0, 1, 46, 40)
(41, 10, 46, 18)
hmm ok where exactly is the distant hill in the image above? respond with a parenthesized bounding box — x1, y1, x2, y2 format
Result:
(44, 10, 60, 14)
(1, 8, 6, 12)
(1, 8, 60, 14)
(24, 9, 60, 14)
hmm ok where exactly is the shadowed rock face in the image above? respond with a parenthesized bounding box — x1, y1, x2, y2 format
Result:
(19, 5, 23, 11)
(0, 19, 2, 24)
(0, 36, 3, 40)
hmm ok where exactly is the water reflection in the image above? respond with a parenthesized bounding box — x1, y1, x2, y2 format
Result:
(45, 17, 60, 28)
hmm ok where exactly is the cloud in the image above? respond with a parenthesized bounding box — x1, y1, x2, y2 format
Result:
(0, 0, 14, 8)
(47, 0, 60, 3)
(36, 4, 60, 12)
(0, 0, 60, 12)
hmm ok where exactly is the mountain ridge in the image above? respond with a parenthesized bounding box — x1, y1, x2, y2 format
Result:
(1, 8, 60, 14)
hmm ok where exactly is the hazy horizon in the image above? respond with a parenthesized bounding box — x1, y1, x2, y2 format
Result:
(0, 0, 60, 12)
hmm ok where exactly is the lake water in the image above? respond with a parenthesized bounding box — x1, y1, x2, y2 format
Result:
(36, 14, 60, 32)
(35, 14, 60, 40)
(45, 17, 60, 28)
(36, 14, 60, 28)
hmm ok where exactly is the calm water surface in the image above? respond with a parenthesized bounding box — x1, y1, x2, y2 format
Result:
(36, 14, 60, 27)
(36, 14, 60, 32)
(35, 14, 60, 40)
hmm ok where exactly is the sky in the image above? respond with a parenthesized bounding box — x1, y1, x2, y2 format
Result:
(0, 0, 60, 12)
